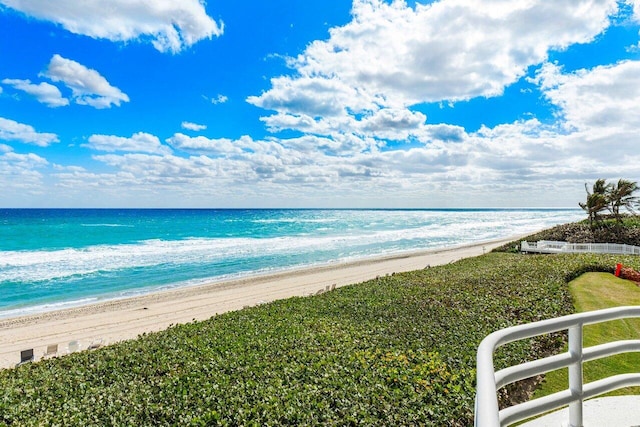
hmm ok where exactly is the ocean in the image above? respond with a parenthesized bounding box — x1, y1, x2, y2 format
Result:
(0, 208, 584, 318)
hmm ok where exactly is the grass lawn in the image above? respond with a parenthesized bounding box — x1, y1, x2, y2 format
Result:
(533, 271, 640, 398)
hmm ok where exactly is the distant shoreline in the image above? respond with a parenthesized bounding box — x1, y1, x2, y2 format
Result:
(0, 234, 525, 369)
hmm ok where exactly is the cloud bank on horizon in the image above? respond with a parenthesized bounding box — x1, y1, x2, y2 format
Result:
(0, 0, 639, 207)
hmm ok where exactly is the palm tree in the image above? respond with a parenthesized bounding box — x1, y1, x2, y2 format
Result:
(608, 179, 638, 222)
(579, 192, 608, 226)
(579, 179, 611, 226)
(592, 178, 611, 197)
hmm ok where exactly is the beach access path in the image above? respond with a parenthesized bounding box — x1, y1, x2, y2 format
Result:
(0, 236, 517, 369)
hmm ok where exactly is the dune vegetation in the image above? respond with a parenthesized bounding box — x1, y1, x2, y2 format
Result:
(495, 215, 640, 254)
(1, 249, 637, 425)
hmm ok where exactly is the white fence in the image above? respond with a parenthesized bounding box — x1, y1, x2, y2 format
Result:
(475, 306, 640, 427)
(521, 240, 640, 255)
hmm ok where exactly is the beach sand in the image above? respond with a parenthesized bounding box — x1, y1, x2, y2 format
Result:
(0, 236, 517, 369)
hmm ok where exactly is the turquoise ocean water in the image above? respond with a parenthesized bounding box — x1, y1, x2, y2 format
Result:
(0, 208, 584, 318)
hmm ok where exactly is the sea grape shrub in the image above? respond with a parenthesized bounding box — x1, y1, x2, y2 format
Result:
(494, 217, 640, 253)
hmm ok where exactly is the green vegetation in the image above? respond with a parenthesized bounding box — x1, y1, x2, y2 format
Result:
(494, 215, 640, 253)
(579, 178, 638, 226)
(533, 272, 640, 399)
(1, 253, 637, 425)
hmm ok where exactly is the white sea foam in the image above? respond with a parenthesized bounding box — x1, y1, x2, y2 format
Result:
(0, 210, 583, 285)
(250, 218, 339, 224)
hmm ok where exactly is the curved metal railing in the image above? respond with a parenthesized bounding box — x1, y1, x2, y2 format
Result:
(475, 306, 640, 426)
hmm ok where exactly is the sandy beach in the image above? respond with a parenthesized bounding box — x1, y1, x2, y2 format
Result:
(0, 236, 517, 369)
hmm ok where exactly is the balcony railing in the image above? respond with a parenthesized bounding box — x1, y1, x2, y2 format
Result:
(475, 306, 640, 426)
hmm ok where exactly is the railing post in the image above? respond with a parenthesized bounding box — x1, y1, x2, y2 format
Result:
(568, 325, 584, 427)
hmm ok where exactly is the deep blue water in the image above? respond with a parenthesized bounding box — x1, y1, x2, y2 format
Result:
(0, 208, 584, 318)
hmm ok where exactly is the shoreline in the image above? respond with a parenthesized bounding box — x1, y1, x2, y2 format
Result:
(0, 235, 520, 369)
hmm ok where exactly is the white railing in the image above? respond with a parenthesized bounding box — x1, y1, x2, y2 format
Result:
(475, 306, 640, 427)
(521, 240, 640, 255)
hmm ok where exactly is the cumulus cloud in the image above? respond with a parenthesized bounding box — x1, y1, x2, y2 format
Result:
(1, 78, 69, 107)
(91, 153, 228, 188)
(249, 75, 372, 117)
(1, 151, 48, 167)
(87, 132, 171, 154)
(0, 150, 53, 200)
(421, 124, 467, 143)
(0, 0, 223, 53)
(4, 1, 638, 207)
(250, 52, 640, 203)
(0, 150, 48, 184)
(43, 54, 129, 108)
(167, 133, 244, 156)
(15, 52, 640, 207)
(0, 117, 59, 146)
(249, 0, 617, 138)
(181, 121, 207, 131)
(0, 151, 48, 181)
(537, 60, 640, 130)
(357, 108, 428, 140)
(528, 59, 640, 165)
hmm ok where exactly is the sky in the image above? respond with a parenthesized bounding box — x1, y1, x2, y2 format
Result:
(1, 0, 640, 208)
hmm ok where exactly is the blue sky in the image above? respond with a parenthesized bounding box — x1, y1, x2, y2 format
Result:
(1, 0, 640, 208)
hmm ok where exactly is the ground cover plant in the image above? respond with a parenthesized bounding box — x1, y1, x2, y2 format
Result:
(1, 252, 637, 426)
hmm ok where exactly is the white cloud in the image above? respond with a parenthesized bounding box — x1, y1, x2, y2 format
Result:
(249, 51, 640, 202)
(249, 75, 373, 118)
(0, 151, 49, 196)
(627, 0, 640, 21)
(249, 0, 618, 138)
(91, 153, 229, 188)
(43, 54, 129, 108)
(181, 121, 207, 131)
(0, 0, 223, 53)
(278, 133, 377, 156)
(210, 94, 228, 104)
(87, 132, 172, 154)
(167, 133, 244, 156)
(525, 59, 640, 171)
(357, 108, 428, 140)
(1, 78, 69, 107)
(1, 151, 48, 167)
(3, 1, 639, 207)
(536, 60, 640, 134)
(13, 49, 640, 207)
(44, 115, 611, 207)
(422, 124, 467, 143)
(0, 117, 59, 146)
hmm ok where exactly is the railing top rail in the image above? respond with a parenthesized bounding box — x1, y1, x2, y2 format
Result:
(482, 306, 640, 350)
(475, 305, 640, 427)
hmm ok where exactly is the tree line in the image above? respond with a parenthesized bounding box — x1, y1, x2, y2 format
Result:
(580, 178, 638, 225)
